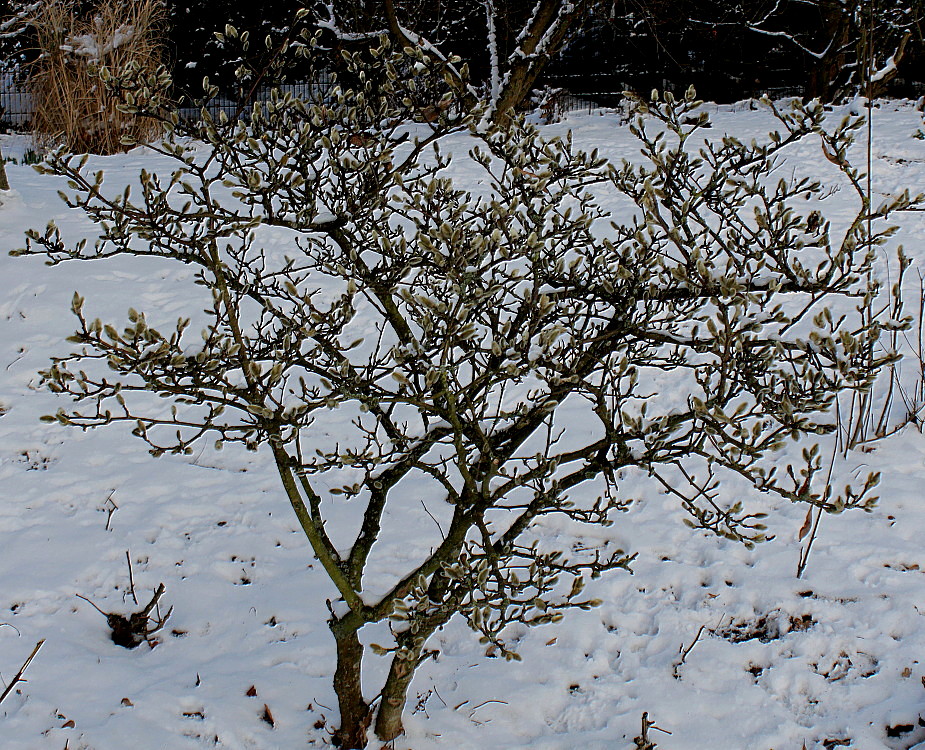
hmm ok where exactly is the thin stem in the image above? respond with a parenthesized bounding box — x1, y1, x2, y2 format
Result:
(0, 640, 45, 706)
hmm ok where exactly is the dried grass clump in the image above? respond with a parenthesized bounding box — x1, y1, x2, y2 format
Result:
(30, 0, 167, 154)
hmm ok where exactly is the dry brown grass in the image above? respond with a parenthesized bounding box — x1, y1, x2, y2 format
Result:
(29, 0, 167, 154)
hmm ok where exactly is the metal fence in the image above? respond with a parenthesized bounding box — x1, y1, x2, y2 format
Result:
(0, 73, 32, 129)
(0, 70, 809, 132)
(0, 73, 338, 131)
(177, 74, 336, 122)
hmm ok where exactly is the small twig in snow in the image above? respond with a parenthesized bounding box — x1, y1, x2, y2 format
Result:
(5, 346, 26, 371)
(103, 490, 118, 531)
(0, 639, 45, 706)
(672, 624, 707, 678)
(634, 711, 672, 749)
(77, 585, 172, 648)
(125, 550, 138, 605)
(75, 593, 109, 617)
(468, 698, 507, 716)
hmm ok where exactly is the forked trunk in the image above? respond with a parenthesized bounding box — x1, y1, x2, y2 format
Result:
(331, 627, 371, 748)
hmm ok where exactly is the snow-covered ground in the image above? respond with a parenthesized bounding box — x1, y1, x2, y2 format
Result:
(2, 100, 925, 750)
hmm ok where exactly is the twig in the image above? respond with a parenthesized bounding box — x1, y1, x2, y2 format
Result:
(468, 698, 507, 716)
(634, 711, 672, 749)
(125, 550, 138, 605)
(796, 505, 824, 579)
(140, 584, 166, 619)
(0, 639, 45, 706)
(75, 593, 108, 617)
(672, 624, 706, 678)
(5, 346, 26, 371)
(796, 441, 838, 579)
(103, 490, 118, 531)
(311, 697, 333, 712)
(78, 585, 171, 648)
(419, 499, 444, 538)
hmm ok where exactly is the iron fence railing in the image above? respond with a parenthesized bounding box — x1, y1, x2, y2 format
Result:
(176, 74, 336, 122)
(0, 68, 810, 132)
(0, 74, 338, 131)
(0, 73, 32, 128)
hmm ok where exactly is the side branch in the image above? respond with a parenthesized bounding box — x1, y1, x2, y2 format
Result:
(270, 442, 365, 614)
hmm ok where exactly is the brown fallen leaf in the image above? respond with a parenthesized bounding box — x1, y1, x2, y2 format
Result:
(61, 719, 75, 729)
(545, 637, 557, 646)
(121, 697, 134, 707)
(798, 507, 813, 541)
(246, 685, 257, 697)
(821, 143, 845, 166)
(261, 703, 275, 728)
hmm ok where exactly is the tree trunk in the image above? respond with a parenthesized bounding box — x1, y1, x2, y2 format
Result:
(331, 626, 371, 748)
(373, 640, 425, 742)
(0, 144, 9, 191)
(383, 0, 587, 125)
(866, 30, 912, 100)
(490, 0, 587, 123)
(807, 8, 851, 102)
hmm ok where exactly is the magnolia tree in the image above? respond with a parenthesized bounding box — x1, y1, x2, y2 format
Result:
(16, 32, 912, 748)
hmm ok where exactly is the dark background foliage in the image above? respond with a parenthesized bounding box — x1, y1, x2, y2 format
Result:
(0, 0, 922, 110)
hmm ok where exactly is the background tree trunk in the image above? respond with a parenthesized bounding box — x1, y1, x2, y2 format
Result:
(489, 0, 586, 121)
(807, 2, 852, 101)
(0, 145, 9, 191)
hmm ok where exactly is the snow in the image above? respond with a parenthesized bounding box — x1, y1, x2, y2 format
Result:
(1, 100, 925, 749)
(484, 0, 502, 106)
(871, 55, 900, 85)
(60, 24, 136, 62)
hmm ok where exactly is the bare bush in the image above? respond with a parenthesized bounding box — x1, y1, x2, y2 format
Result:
(29, 0, 167, 154)
(16, 33, 918, 747)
